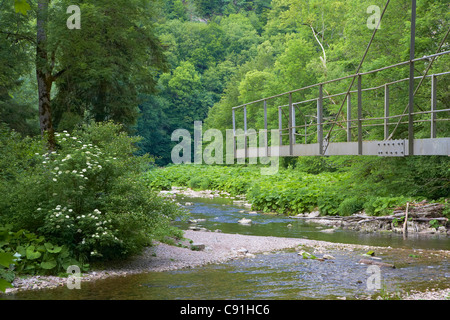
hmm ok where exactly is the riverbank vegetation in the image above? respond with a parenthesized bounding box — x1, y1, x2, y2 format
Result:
(145, 157, 450, 218)
(0, 122, 184, 292)
(1, 0, 448, 296)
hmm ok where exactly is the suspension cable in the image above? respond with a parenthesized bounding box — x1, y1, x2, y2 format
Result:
(323, 0, 391, 154)
(386, 26, 450, 140)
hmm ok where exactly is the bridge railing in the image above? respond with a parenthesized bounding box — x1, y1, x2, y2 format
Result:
(232, 51, 450, 158)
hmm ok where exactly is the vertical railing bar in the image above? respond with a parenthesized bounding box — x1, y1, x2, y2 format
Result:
(232, 108, 236, 159)
(347, 93, 352, 142)
(408, 0, 417, 155)
(264, 100, 268, 157)
(278, 106, 283, 147)
(305, 118, 308, 144)
(431, 75, 437, 139)
(384, 84, 390, 140)
(244, 106, 248, 159)
(358, 75, 363, 155)
(318, 85, 324, 155)
(289, 93, 293, 155)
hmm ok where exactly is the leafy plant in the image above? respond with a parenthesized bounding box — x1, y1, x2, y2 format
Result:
(0, 252, 15, 292)
(0, 225, 85, 275)
(429, 219, 440, 230)
(0, 123, 184, 262)
(392, 217, 405, 227)
(338, 197, 365, 216)
(364, 197, 410, 217)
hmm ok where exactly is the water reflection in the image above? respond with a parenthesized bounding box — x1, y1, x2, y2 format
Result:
(4, 197, 449, 300)
(175, 196, 450, 250)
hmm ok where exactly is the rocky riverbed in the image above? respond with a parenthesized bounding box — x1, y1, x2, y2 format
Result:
(2, 188, 448, 300)
(165, 187, 449, 236)
(3, 230, 449, 300)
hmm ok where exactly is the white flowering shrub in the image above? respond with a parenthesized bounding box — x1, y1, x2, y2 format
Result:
(2, 122, 184, 261)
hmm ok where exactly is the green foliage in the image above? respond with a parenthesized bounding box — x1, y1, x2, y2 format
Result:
(295, 157, 338, 175)
(145, 165, 347, 216)
(338, 197, 365, 216)
(364, 196, 410, 217)
(50, 0, 168, 131)
(0, 123, 184, 263)
(188, 176, 211, 190)
(429, 219, 440, 230)
(0, 225, 84, 275)
(146, 163, 439, 219)
(442, 202, 450, 219)
(13, 0, 31, 15)
(0, 223, 88, 292)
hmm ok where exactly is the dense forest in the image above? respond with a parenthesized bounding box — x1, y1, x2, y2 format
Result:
(2, 0, 449, 164)
(0, 0, 449, 291)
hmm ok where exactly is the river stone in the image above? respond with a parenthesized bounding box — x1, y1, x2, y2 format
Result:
(237, 248, 248, 254)
(308, 211, 320, 218)
(238, 218, 252, 225)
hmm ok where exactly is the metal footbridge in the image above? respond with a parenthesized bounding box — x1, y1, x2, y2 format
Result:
(231, 1, 449, 158)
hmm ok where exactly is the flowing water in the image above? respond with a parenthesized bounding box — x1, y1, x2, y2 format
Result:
(5, 196, 450, 300)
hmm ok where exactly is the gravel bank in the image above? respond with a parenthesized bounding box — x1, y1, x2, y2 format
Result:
(3, 230, 449, 300)
(3, 231, 365, 294)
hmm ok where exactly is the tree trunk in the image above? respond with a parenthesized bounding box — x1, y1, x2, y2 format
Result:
(36, 0, 55, 151)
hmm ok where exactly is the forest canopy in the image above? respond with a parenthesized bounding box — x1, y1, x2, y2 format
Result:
(1, 0, 449, 164)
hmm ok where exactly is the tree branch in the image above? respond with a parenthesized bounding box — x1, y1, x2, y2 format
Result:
(309, 24, 327, 70)
(302, 23, 327, 73)
(0, 31, 35, 43)
(50, 68, 67, 82)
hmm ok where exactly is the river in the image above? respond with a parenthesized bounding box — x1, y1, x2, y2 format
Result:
(5, 196, 450, 300)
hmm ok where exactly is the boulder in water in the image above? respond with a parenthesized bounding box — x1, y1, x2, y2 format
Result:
(238, 218, 252, 225)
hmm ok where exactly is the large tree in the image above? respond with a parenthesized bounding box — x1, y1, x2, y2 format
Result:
(7, 0, 167, 149)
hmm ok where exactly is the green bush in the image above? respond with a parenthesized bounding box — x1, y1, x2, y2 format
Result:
(442, 201, 450, 219)
(144, 162, 437, 218)
(0, 225, 84, 274)
(188, 176, 205, 189)
(364, 196, 409, 216)
(0, 224, 88, 292)
(338, 197, 365, 216)
(0, 122, 184, 262)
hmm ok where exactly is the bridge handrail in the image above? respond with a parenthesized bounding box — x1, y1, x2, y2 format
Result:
(232, 50, 450, 110)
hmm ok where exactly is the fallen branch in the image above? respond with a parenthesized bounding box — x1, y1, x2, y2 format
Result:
(403, 202, 410, 236)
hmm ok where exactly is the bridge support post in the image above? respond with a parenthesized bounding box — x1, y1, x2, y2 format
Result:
(358, 75, 363, 155)
(232, 108, 236, 159)
(289, 93, 294, 156)
(384, 84, 390, 140)
(244, 106, 248, 159)
(264, 100, 268, 156)
(318, 85, 323, 155)
(408, 0, 416, 155)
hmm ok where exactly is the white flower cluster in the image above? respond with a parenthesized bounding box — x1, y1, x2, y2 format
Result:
(38, 131, 111, 183)
(46, 205, 75, 229)
(76, 209, 121, 245)
(36, 131, 118, 182)
(43, 205, 122, 254)
(35, 130, 123, 255)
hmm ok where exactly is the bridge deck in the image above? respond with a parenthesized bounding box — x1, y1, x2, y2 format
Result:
(232, 53, 450, 158)
(236, 138, 450, 159)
